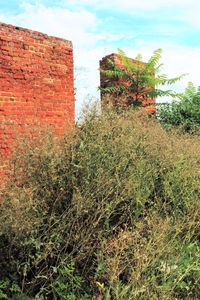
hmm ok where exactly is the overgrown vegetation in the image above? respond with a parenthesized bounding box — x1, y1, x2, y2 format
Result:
(158, 82, 200, 133)
(0, 108, 199, 299)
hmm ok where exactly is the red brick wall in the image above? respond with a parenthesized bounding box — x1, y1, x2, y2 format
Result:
(100, 53, 156, 113)
(0, 22, 74, 169)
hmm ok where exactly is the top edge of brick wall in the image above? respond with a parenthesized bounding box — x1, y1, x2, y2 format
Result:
(0, 22, 73, 48)
(100, 53, 144, 65)
(100, 53, 118, 62)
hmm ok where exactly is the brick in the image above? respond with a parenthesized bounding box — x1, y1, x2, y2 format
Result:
(0, 22, 75, 180)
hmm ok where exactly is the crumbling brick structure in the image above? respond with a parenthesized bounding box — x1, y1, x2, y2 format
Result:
(99, 53, 156, 113)
(0, 22, 74, 173)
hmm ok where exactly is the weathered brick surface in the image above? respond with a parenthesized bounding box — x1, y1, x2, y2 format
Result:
(100, 53, 156, 113)
(0, 22, 74, 174)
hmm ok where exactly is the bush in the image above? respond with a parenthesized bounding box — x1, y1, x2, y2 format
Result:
(158, 82, 200, 133)
(0, 108, 199, 299)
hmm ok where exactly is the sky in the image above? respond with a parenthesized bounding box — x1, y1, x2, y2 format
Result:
(1, 0, 200, 117)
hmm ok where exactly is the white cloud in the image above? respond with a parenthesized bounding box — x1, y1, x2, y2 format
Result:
(1, 2, 99, 47)
(68, 0, 200, 30)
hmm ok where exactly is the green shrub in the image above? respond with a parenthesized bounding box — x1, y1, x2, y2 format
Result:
(158, 82, 200, 133)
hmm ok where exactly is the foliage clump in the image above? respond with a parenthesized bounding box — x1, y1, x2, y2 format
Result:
(0, 108, 199, 299)
(158, 82, 200, 133)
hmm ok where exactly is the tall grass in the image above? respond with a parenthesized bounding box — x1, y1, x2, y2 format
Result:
(0, 108, 199, 299)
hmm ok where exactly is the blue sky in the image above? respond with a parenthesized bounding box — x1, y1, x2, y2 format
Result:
(1, 0, 200, 117)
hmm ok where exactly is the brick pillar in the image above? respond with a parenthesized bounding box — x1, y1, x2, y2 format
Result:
(0, 22, 75, 156)
(0, 22, 75, 183)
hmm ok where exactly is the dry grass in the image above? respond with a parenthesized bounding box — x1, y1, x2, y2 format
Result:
(0, 108, 199, 299)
